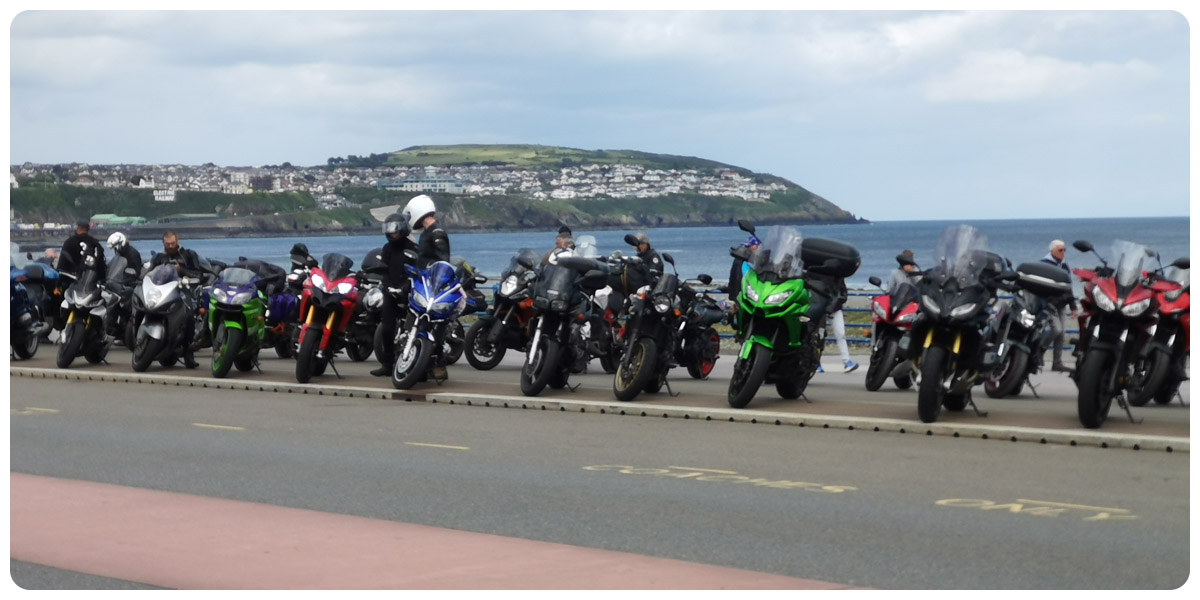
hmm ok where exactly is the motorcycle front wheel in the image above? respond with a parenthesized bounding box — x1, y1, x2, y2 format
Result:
(918, 345, 949, 423)
(211, 323, 244, 379)
(727, 344, 770, 409)
(520, 336, 562, 397)
(392, 334, 434, 390)
(13, 332, 38, 360)
(131, 330, 164, 373)
(1128, 350, 1169, 407)
(56, 320, 85, 369)
(685, 326, 721, 380)
(864, 336, 898, 392)
(295, 329, 322, 384)
(984, 346, 1028, 399)
(1077, 348, 1115, 428)
(464, 318, 506, 370)
(613, 337, 658, 402)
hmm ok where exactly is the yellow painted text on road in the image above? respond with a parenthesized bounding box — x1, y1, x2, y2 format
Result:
(584, 465, 856, 493)
(11, 407, 60, 415)
(936, 498, 1138, 522)
(192, 423, 246, 431)
(406, 442, 470, 451)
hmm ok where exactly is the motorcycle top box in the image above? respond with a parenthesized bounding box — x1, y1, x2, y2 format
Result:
(1014, 261, 1072, 297)
(800, 238, 862, 279)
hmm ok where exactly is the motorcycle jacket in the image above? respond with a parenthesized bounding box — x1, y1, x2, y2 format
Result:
(381, 235, 419, 290)
(1040, 253, 1078, 311)
(58, 233, 106, 281)
(115, 245, 144, 280)
(150, 247, 204, 279)
(639, 247, 664, 275)
(417, 225, 451, 268)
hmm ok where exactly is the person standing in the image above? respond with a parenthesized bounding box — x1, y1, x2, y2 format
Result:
(57, 219, 106, 284)
(828, 277, 858, 373)
(887, 250, 921, 293)
(1041, 239, 1078, 372)
(370, 213, 419, 376)
(633, 232, 663, 275)
(541, 228, 575, 266)
(106, 232, 143, 278)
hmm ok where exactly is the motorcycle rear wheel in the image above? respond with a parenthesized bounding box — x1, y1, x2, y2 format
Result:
(344, 337, 373, 362)
(918, 345, 948, 423)
(685, 326, 721, 380)
(894, 374, 914, 389)
(614, 337, 658, 402)
(1128, 350, 1169, 407)
(520, 336, 561, 397)
(13, 333, 38, 360)
(1077, 348, 1115, 429)
(464, 319, 506, 370)
(56, 321, 85, 369)
(443, 320, 465, 366)
(727, 344, 770, 409)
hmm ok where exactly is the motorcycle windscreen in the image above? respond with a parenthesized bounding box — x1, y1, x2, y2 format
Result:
(146, 264, 180, 286)
(321, 253, 354, 281)
(650, 272, 679, 299)
(218, 267, 259, 289)
(890, 281, 919, 309)
(1162, 265, 1189, 289)
(533, 264, 576, 303)
(425, 261, 460, 298)
(932, 224, 989, 287)
(105, 255, 130, 281)
(751, 226, 805, 281)
(575, 235, 599, 259)
(503, 248, 540, 279)
(11, 242, 31, 269)
(1111, 239, 1151, 288)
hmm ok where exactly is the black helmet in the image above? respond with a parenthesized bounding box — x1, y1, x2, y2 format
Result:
(383, 213, 408, 237)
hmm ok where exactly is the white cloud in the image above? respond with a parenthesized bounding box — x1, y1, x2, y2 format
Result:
(207, 62, 453, 112)
(923, 49, 1160, 103)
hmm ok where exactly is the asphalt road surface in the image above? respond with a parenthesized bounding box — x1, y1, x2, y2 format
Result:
(9, 346, 1191, 590)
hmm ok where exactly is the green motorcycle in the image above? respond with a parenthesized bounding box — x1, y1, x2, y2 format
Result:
(207, 266, 275, 378)
(727, 220, 861, 408)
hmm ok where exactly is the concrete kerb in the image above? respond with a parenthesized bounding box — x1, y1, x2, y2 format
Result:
(10, 367, 402, 401)
(426, 392, 1189, 454)
(11, 368, 1187, 454)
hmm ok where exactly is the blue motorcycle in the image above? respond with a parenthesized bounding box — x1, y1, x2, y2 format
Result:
(391, 260, 467, 389)
(10, 249, 58, 359)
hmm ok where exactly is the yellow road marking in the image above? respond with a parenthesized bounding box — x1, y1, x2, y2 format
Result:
(192, 423, 245, 431)
(1016, 499, 1131, 513)
(11, 407, 60, 415)
(405, 442, 470, 451)
(667, 466, 738, 474)
(24, 407, 59, 413)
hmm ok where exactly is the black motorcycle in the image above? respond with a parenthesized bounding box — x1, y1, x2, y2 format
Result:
(56, 256, 112, 368)
(613, 252, 683, 401)
(464, 248, 539, 370)
(268, 243, 319, 358)
(344, 247, 387, 362)
(902, 225, 1014, 423)
(519, 253, 610, 396)
(675, 273, 726, 380)
(982, 261, 1071, 399)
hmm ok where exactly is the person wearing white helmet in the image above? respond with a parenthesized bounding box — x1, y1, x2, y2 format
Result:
(106, 231, 143, 277)
(402, 194, 450, 268)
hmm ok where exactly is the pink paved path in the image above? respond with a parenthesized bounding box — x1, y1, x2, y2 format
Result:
(10, 472, 857, 590)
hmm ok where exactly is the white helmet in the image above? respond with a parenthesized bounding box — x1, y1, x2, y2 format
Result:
(107, 232, 127, 251)
(402, 194, 436, 231)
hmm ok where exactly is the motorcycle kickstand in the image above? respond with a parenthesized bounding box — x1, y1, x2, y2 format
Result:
(1177, 391, 1187, 407)
(1025, 377, 1041, 399)
(965, 391, 988, 417)
(1117, 392, 1143, 424)
(327, 357, 343, 379)
(664, 377, 680, 398)
(567, 379, 582, 392)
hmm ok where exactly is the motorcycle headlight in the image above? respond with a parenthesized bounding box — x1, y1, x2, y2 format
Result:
(1018, 309, 1036, 328)
(1165, 289, 1183, 302)
(896, 312, 917, 323)
(412, 291, 429, 307)
(431, 301, 455, 315)
(500, 275, 519, 297)
(872, 301, 887, 319)
(336, 282, 355, 295)
(744, 281, 760, 302)
(950, 302, 978, 318)
(1093, 290, 1116, 312)
(765, 291, 791, 305)
(212, 288, 228, 303)
(1120, 298, 1151, 317)
(653, 297, 672, 313)
(145, 287, 163, 307)
(921, 295, 941, 316)
(310, 273, 325, 290)
(230, 290, 255, 305)
(364, 287, 384, 310)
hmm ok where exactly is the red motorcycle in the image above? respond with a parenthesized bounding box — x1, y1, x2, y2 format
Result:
(864, 276, 919, 391)
(1139, 257, 1189, 406)
(295, 252, 361, 384)
(1069, 240, 1182, 428)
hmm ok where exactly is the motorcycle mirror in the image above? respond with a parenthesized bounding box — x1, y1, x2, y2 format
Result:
(697, 274, 713, 285)
(1072, 240, 1092, 253)
(997, 271, 1019, 282)
(403, 249, 419, 261)
(516, 255, 535, 270)
(737, 219, 756, 234)
(1145, 247, 1158, 258)
(1171, 257, 1190, 270)
(662, 252, 675, 265)
(474, 274, 488, 284)
(623, 234, 639, 247)
(868, 276, 882, 288)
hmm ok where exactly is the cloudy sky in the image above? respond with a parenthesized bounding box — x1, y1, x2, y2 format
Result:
(6, 7, 1191, 221)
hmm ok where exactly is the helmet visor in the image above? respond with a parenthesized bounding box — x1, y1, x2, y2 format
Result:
(383, 220, 404, 234)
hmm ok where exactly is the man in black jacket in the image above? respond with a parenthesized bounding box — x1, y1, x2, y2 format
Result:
(371, 213, 419, 376)
(58, 220, 106, 284)
(633, 232, 663, 275)
(148, 230, 204, 368)
(402, 194, 452, 379)
(1041, 240, 1078, 372)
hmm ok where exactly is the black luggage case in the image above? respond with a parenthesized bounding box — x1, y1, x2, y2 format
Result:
(1015, 261, 1072, 297)
(802, 238, 861, 278)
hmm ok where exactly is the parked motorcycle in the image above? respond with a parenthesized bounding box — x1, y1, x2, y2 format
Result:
(613, 251, 683, 401)
(391, 258, 467, 389)
(344, 247, 387, 363)
(518, 253, 610, 396)
(981, 261, 1072, 399)
(864, 276, 919, 391)
(464, 248, 539, 370)
(727, 220, 861, 408)
(10, 247, 56, 359)
(208, 262, 282, 378)
(1070, 239, 1183, 427)
(676, 273, 726, 380)
(1144, 258, 1190, 406)
(56, 255, 112, 368)
(268, 243, 318, 359)
(903, 225, 1013, 423)
(295, 253, 360, 383)
(130, 264, 197, 372)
